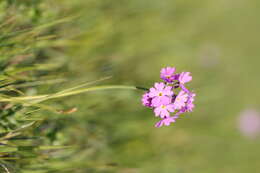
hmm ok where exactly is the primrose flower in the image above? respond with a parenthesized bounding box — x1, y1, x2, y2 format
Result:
(178, 72, 192, 84)
(155, 116, 176, 127)
(185, 92, 196, 112)
(142, 92, 152, 107)
(140, 66, 195, 127)
(160, 67, 176, 83)
(154, 99, 175, 118)
(149, 82, 173, 107)
(173, 90, 188, 110)
(238, 109, 260, 139)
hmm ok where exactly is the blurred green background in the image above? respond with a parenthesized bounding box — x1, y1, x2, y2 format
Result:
(1, 0, 260, 172)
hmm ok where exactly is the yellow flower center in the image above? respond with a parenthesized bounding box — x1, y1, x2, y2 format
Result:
(159, 92, 163, 96)
(161, 105, 166, 109)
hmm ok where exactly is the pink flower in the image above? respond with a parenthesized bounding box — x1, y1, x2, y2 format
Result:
(155, 116, 176, 127)
(186, 92, 196, 112)
(154, 100, 175, 118)
(160, 67, 176, 83)
(173, 90, 188, 110)
(238, 109, 260, 139)
(141, 92, 152, 107)
(178, 72, 192, 84)
(149, 82, 173, 107)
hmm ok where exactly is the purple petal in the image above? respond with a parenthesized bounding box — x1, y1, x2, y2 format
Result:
(155, 82, 164, 90)
(179, 72, 192, 84)
(154, 107, 161, 117)
(155, 120, 163, 128)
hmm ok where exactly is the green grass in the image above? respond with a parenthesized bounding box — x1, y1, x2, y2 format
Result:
(0, 0, 260, 172)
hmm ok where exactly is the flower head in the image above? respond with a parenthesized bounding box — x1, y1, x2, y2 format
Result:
(160, 67, 176, 83)
(140, 67, 195, 127)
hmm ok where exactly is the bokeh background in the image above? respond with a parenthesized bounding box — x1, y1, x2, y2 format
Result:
(1, 0, 260, 172)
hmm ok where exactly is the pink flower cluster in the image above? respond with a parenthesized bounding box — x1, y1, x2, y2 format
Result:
(141, 67, 195, 127)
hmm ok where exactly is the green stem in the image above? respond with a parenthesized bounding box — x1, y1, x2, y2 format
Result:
(0, 85, 138, 103)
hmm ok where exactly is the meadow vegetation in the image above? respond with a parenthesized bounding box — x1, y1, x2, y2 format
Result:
(0, 0, 260, 172)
